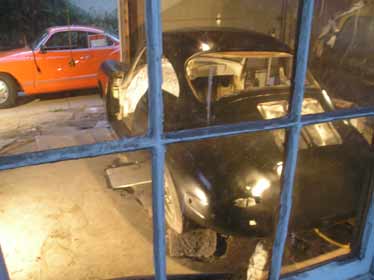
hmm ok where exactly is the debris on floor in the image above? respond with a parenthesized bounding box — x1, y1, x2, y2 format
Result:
(168, 229, 218, 259)
(0, 138, 16, 151)
(0, 94, 116, 155)
(246, 241, 269, 280)
(106, 163, 152, 189)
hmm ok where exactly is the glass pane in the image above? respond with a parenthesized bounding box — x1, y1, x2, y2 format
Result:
(165, 130, 286, 279)
(105, 0, 300, 134)
(0, 1, 120, 156)
(102, 0, 299, 133)
(161, 0, 300, 131)
(0, 150, 199, 279)
(282, 117, 374, 274)
(310, 1, 374, 109)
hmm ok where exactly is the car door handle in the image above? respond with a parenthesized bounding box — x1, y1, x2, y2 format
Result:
(68, 58, 76, 67)
(79, 55, 92, 60)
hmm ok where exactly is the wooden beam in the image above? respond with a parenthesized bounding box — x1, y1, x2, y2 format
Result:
(117, 0, 131, 64)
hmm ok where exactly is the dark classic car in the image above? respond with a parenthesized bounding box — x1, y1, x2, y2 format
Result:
(101, 28, 372, 237)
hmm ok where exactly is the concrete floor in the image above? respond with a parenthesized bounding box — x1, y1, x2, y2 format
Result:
(0, 155, 200, 280)
(0, 93, 114, 156)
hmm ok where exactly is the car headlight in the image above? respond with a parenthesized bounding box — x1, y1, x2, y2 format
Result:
(248, 178, 271, 198)
(275, 161, 283, 177)
(234, 197, 257, 208)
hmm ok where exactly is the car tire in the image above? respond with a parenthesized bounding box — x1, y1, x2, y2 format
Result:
(164, 166, 184, 234)
(0, 74, 17, 108)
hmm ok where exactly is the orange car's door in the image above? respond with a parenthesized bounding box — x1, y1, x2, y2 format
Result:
(60, 31, 120, 89)
(88, 33, 120, 70)
(71, 32, 120, 88)
(35, 31, 79, 93)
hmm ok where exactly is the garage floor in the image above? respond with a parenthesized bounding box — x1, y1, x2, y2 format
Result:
(0, 155, 203, 280)
(0, 93, 114, 156)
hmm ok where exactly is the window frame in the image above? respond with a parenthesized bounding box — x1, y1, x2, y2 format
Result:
(0, 0, 374, 280)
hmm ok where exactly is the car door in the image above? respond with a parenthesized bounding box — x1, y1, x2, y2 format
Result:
(67, 31, 98, 90)
(35, 31, 79, 93)
(72, 32, 120, 88)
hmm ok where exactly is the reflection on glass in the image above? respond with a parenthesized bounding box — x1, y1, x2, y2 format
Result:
(282, 117, 374, 273)
(311, 1, 374, 108)
(166, 131, 284, 277)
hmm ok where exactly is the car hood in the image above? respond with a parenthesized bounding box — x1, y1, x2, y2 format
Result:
(169, 123, 372, 222)
(0, 47, 32, 62)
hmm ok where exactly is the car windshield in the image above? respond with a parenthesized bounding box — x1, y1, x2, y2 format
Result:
(31, 30, 48, 50)
(186, 51, 318, 102)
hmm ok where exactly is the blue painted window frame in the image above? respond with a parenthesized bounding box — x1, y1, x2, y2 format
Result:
(0, 0, 374, 279)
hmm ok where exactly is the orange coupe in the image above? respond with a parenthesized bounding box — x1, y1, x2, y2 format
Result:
(0, 25, 120, 108)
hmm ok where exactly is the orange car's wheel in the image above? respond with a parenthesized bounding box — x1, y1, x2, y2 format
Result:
(0, 74, 17, 108)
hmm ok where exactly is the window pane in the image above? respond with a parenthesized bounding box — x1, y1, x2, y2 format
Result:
(281, 117, 374, 274)
(0, 2, 120, 154)
(0, 151, 157, 279)
(165, 130, 286, 279)
(310, 1, 374, 109)
(161, 0, 299, 131)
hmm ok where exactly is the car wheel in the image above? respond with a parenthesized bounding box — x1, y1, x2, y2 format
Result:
(164, 166, 184, 234)
(0, 74, 17, 108)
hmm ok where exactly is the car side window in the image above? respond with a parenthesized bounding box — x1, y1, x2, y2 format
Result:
(88, 32, 113, 48)
(45, 31, 73, 50)
(45, 31, 89, 50)
(76, 31, 88, 49)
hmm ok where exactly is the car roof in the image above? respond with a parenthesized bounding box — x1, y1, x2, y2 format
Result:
(47, 25, 105, 34)
(159, 27, 291, 66)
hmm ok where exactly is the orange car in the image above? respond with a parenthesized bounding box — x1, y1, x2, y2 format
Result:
(0, 25, 120, 108)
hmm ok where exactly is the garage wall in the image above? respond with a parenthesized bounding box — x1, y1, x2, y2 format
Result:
(125, 0, 358, 59)
(161, 0, 284, 37)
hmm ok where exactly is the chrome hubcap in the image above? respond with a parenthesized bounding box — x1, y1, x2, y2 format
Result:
(0, 81, 9, 104)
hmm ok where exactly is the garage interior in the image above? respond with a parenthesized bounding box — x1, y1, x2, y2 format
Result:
(0, 0, 373, 279)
